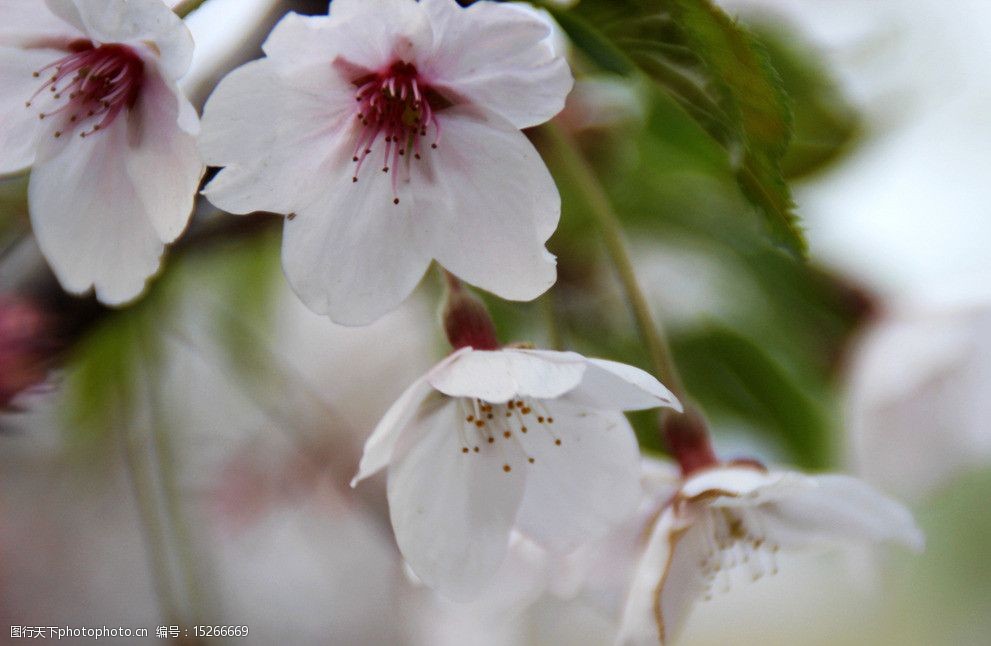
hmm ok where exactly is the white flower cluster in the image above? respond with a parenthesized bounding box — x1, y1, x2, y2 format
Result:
(0, 1, 922, 643)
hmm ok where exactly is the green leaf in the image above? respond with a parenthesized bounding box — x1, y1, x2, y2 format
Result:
(750, 24, 861, 179)
(549, 0, 806, 256)
(672, 324, 833, 468)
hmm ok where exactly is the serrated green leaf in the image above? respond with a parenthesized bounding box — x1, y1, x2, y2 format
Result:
(750, 24, 861, 179)
(549, 0, 806, 256)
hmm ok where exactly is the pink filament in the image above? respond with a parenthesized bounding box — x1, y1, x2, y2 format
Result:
(27, 41, 144, 139)
(351, 61, 441, 204)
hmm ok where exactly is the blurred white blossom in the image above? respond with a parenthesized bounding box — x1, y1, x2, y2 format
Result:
(0, 0, 204, 303)
(617, 464, 923, 645)
(199, 0, 573, 325)
(845, 299, 991, 499)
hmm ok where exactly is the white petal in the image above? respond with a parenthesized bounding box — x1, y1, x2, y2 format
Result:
(351, 348, 470, 486)
(654, 514, 718, 643)
(0, 46, 58, 174)
(0, 0, 79, 48)
(326, 0, 434, 71)
(279, 146, 435, 326)
(427, 348, 587, 403)
(29, 116, 164, 304)
(513, 401, 641, 552)
(736, 473, 925, 552)
(46, 0, 194, 79)
(426, 107, 560, 301)
(260, 11, 341, 69)
(563, 358, 682, 412)
(421, 0, 573, 128)
(387, 397, 528, 599)
(616, 506, 702, 646)
(200, 59, 354, 216)
(680, 465, 783, 500)
(125, 68, 203, 243)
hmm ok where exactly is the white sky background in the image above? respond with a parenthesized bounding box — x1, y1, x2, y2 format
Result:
(726, 0, 991, 308)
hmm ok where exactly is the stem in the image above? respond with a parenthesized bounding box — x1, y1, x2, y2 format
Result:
(543, 123, 685, 398)
(140, 332, 207, 631)
(116, 404, 181, 628)
(540, 292, 564, 351)
(173, 0, 208, 18)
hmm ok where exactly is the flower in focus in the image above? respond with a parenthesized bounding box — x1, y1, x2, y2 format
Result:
(351, 346, 680, 599)
(199, 0, 573, 325)
(616, 463, 924, 645)
(0, 0, 204, 303)
(0, 296, 54, 410)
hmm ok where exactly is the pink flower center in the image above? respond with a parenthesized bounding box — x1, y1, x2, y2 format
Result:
(26, 41, 144, 139)
(350, 61, 441, 204)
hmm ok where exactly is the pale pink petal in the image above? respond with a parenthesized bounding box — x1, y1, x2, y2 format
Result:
(563, 358, 682, 412)
(427, 349, 587, 403)
(28, 116, 164, 304)
(421, 0, 572, 128)
(279, 147, 434, 326)
(200, 59, 354, 216)
(654, 514, 720, 643)
(730, 474, 925, 552)
(616, 507, 694, 646)
(46, 0, 193, 79)
(680, 465, 783, 500)
(0, 0, 79, 47)
(388, 397, 528, 600)
(0, 46, 59, 174)
(351, 348, 471, 486)
(125, 67, 203, 243)
(513, 402, 641, 552)
(426, 107, 559, 302)
(327, 0, 434, 71)
(260, 11, 341, 68)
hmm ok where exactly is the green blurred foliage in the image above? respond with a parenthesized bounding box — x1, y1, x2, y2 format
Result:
(547, 0, 805, 257)
(62, 222, 282, 450)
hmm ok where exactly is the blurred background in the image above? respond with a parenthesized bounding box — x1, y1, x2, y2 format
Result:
(1, 0, 989, 644)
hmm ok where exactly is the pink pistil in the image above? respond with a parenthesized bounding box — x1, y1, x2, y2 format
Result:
(26, 41, 144, 139)
(351, 61, 441, 205)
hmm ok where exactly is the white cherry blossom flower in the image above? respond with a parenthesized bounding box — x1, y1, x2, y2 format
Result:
(199, 0, 573, 325)
(351, 346, 681, 599)
(0, 0, 204, 304)
(616, 463, 924, 645)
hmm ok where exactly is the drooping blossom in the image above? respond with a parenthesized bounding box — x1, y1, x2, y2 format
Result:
(0, 0, 204, 303)
(616, 463, 924, 645)
(351, 346, 681, 599)
(199, 0, 573, 325)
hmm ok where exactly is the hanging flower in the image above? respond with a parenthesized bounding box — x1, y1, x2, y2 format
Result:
(351, 346, 681, 599)
(0, 0, 204, 304)
(616, 463, 924, 645)
(198, 0, 573, 325)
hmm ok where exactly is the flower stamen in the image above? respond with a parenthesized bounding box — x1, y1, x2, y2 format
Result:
(350, 61, 441, 204)
(26, 41, 144, 139)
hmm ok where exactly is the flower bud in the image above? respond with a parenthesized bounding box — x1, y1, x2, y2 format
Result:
(661, 407, 718, 476)
(441, 279, 499, 351)
(0, 296, 54, 410)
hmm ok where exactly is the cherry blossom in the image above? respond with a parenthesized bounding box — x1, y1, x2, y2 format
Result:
(616, 463, 924, 645)
(0, 0, 204, 303)
(199, 0, 573, 325)
(351, 346, 680, 599)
